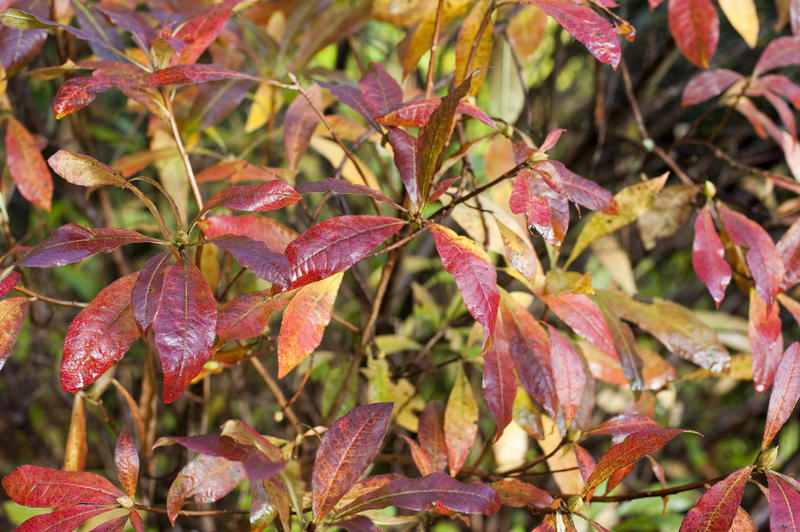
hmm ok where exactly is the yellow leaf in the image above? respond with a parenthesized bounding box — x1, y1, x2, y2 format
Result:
(402, 0, 471, 77)
(245, 82, 278, 133)
(719, 0, 760, 48)
(454, 0, 493, 95)
(506, 5, 547, 61)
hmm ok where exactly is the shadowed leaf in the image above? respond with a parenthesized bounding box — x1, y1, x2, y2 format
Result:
(595, 299, 644, 391)
(284, 85, 322, 170)
(166, 454, 245, 525)
(131, 251, 171, 333)
(211, 235, 290, 287)
(763, 343, 800, 448)
(5, 116, 52, 210)
(548, 325, 586, 426)
(0, 297, 28, 370)
(359, 62, 403, 115)
(217, 290, 292, 342)
(445, 365, 478, 475)
(199, 215, 297, 253)
(749, 290, 783, 393)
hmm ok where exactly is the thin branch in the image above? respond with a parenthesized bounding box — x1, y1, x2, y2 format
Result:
(161, 87, 204, 213)
(135, 504, 248, 516)
(581, 475, 726, 503)
(249, 356, 302, 435)
(12, 285, 88, 308)
(425, 0, 446, 99)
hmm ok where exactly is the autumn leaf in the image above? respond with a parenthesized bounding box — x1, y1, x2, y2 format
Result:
(753, 35, 800, 76)
(718, 0, 758, 48)
(166, 454, 245, 525)
(682, 69, 744, 106)
(130, 250, 171, 333)
(483, 335, 517, 439)
(584, 413, 662, 437)
(168, 2, 232, 66)
(217, 290, 292, 342)
(491, 478, 553, 508)
(548, 325, 586, 426)
(114, 428, 139, 497)
(377, 99, 496, 128)
(0, 297, 28, 370)
(3, 465, 123, 506)
(416, 401, 449, 475)
(543, 294, 617, 360)
(668, 0, 719, 68)
(692, 205, 731, 307)
(454, 0, 493, 95)
(762, 343, 800, 449)
(312, 402, 393, 522)
(767, 471, 800, 531)
(203, 180, 301, 213)
(5, 116, 52, 210)
(445, 365, 478, 476)
(199, 215, 297, 253)
(749, 290, 783, 393)
(359, 62, 403, 116)
(284, 85, 322, 170)
(48, 149, 126, 187)
(595, 299, 645, 391)
(210, 235, 290, 287)
(679, 466, 754, 531)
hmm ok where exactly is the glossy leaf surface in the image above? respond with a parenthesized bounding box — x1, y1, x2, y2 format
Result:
(203, 181, 301, 213)
(693, 206, 731, 307)
(679, 466, 754, 531)
(166, 454, 245, 525)
(763, 343, 800, 448)
(3, 465, 123, 506)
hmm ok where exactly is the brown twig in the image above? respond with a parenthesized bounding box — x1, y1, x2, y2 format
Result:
(249, 356, 302, 435)
(161, 87, 204, 213)
(581, 475, 726, 503)
(425, 0, 446, 99)
(135, 504, 248, 516)
(12, 285, 88, 308)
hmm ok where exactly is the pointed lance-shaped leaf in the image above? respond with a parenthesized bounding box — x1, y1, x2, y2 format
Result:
(2, 465, 123, 506)
(536, 161, 618, 215)
(359, 62, 403, 116)
(203, 180, 300, 213)
(199, 215, 297, 253)
(210, 235, 290, 287)
(131, 250, 171, 333)
(217, 290, 292, 342)
(0, 297, 28, 371)
(417, 400, 448, 475)
(277, 273, 342, 378)
(387, 127, 420, 206)
(61, 273, 140, 392)
(166, 454, 246, 525)
(595, 298, 645, 391)
(63, 393, 86, 472)
(767, 471, 800, 531)
(284, 84, 322, 170)
(296, 179, 401, 209)
(668, 0, 719, 68)
(753, 35, 800, 76)
(317, 80, 381, 131)
(777, 215, 800, 290)
(584, 413, 662, 437)
(5, 116, 52, 211)
(583, 429, 692, 495)
(682, 69, 744, 106)
(337, 472, 500, 517)
(454, 0, 493, 95)
(491, 478, 554, 508)
(168, 2, 232, 66)
(47, 150, 126, 187)
(145, 64, 259, 87)
(543, 294, 617, 360)
(718, 202, 784, 305)
(115, 428, 139, 497)
(526, 0, 622, 68)
(692, 206, 731, 307)
(12, 504, 117, 532)
(548, 325, 586, 426)
(52, 75, 131, 119)
(763, 343, 800, 449)
(285, 215, 404, 289)
(377, 99, 496, 128)
(499, 291, 558, 417)
(510, 169, 569, 248)
(16, 223, 160, 268)
(445, 365, 478, 476)
(679, 466, 754, 532)
(483, 336, 517, 439)
(749, 290, 783, 393)
(154, 259, 217, 404)
(0, 0, 47, 75)
(430, 224, 499, 341)
(312, 402, 393, 522)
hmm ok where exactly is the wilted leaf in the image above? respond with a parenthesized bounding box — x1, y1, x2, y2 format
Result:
(210, 235, 290, 287)
(61, 273, 139, 392)
(0, 297, 27, 370)
(638, 184, 697, 249)
(763, 343, 800, 448)
(285, 85, 322, 170)
(679, 466, 754, 532)
(682, 69, 744, 105)
(767, 471, 800, 531)
(693, 205, 732, 307)
(130, 251, 170, 333)
(312, 402, 393, 522)
(217, 290, 292, 342)
(114, 428, 139, 497)
(548, 325, 586, 426)
(203, 181, 301, 213)
(48, 149, 126, 187)
(749, 290, 783, 393)
(568, 174, 667, 265)
(17, 223, 159, 267)
(338, 472, 500, 517)
(278, 273, 342, 378)
(166, 454, 245, 525)
(445, 365, 478, 476)
(3, 465, 123, 506)
(668, 0, 719, 68)
(286, 215, 404, 289)
(583, 429, 691, 494)
(154, 259, 217, 403)
(431, 224, 499, 340)
(5, 116, 52, 210)
(483, 337, 517, 439)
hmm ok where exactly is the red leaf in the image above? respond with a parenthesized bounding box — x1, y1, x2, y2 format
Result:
(52, 75, 129, 119)
(48, 149, 126, 187)
(130, 510, 144, 532)
(285, 215, 404, 289)
(574, 444, 598, 482)
(3, 465, 123, 506)
(490, 478, 554, 508)
(284, 85, 322, 170)
(166, 454, 245, 525)
(444, 365, 478, 475)
(682, 69, 743, 105)
(536, 161, 618, 215)
(210, 235, 290, 287)
(296, 179, 400, 208)
(583, 429, 690, 494)
(169, 3, 232, 66)
(5, 116, 52, 211)
(154, 259, 217, 403)
(377, 99, 496, 128)
(763, 343, 800, 448)
(13, 504, 116, 532)
(16, 223, 159, 268)
(417, 401, 448, 475)
(719, 203, 784, 304)
(0, 297, 28, 370)
(778, 216, 800, 290)
(61, 273, 139, 392)
(668, 0, 719, 69)
(114, 428, 139, 497)
(199, 215, 297, 253)
(359, 62, 403, 116)
(510, 168, 569, 248)
(217, 290, 292, 342)
(548, 325, 586, 426)
(146, 64, 259, 87)
(679, 466, 754, 532)
(749, 290, 783, 393)
(195, 160, 281, 183)
(693, 206, 732, 307)
(543, 294, 617, 359)
(203, 180, 301, 213)
(584, 413, 661, 437)
(131, 250, 171, 333)
(482, 339, 517, 439)
(387, 127, 420, 205)
(605, 462, 635, 494)
(312, 402, 393, 522)
(430, 224, 499, 340)
(277, 273, 342, 377)
(754, 35, 800, 76)
(595, 299, 645, 391)
(529, 0, 622, 68)
(0, 270, 21, 298)
(89, 514, 129, 532)
(338, 472, 500, 517)
(767, 471, 800, 532)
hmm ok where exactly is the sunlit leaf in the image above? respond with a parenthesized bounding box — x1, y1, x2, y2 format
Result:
(0, 297, 28, 370)
(763, 343, 800, 448)
(3, 465, 123, 506)
(491, 478, 553, 508)
(12, 504, 116, 532)
(668, 0, 719, 68)
(48, 149, 126, 187)
(584, 413, 661, 437)
(5, 116, 52, 210)
(454, 0, 493, 95)
(547, 325, 586, 426)
(114, 428, 139, 497)
(62, 394, 86, 472)
(203, 180, 301, 213)
(718, 0, 758, 48)
(679, 466, 754, 531)
(692, 205, 731, 307)
(199, 215, 297, 254)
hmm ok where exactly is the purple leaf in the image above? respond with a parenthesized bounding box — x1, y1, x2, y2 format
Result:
(211, 235, 290, 287)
